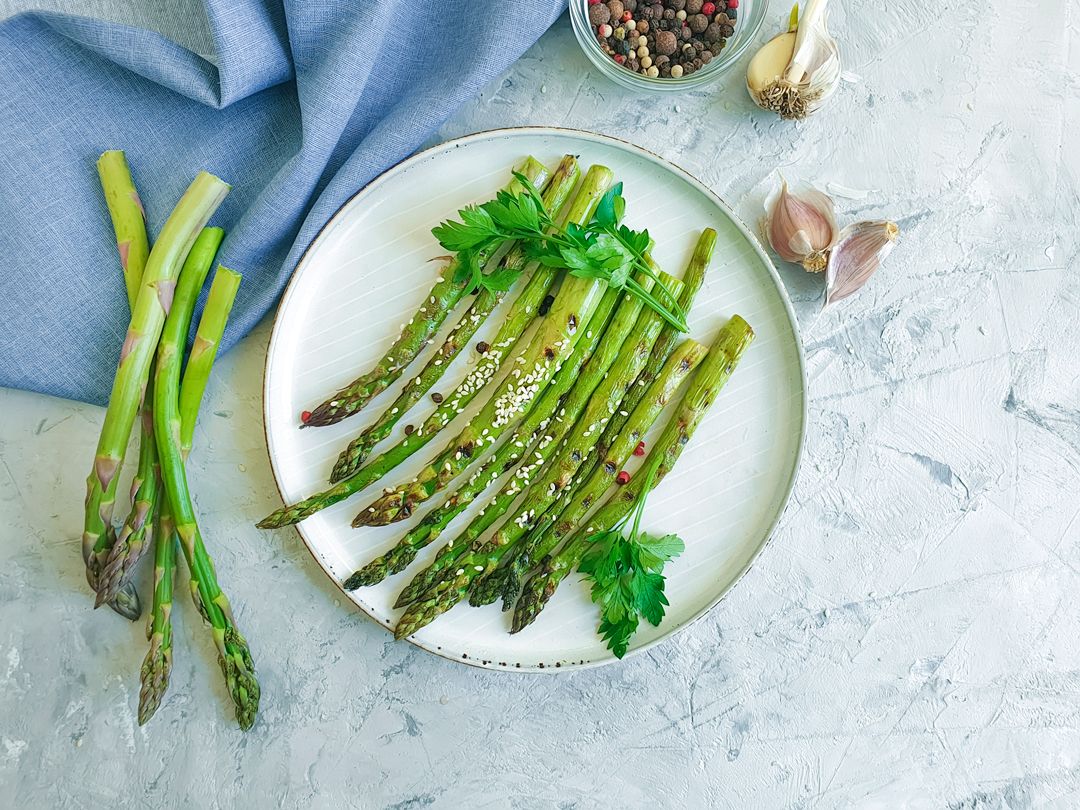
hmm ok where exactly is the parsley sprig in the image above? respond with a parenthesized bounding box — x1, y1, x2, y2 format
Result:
(577, 459, 685, 658)
(431, 174, 690, 332)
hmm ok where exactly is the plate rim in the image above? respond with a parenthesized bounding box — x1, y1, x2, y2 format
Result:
(262, 125, 808, 673)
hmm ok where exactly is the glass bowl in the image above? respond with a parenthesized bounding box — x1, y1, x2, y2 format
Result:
(569, 0, 769, 93)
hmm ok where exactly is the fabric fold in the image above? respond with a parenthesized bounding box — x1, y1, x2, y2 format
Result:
(0, 0, 566, 404)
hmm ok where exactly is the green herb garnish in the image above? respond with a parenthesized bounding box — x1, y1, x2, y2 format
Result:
(576, 460, 685, 658)
(432, 175, 690, 332)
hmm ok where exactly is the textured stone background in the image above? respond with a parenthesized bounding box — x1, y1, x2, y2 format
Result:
(3, 2, 1080, 807)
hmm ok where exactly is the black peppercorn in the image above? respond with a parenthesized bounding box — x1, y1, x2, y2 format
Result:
(431, 392, 444, 404)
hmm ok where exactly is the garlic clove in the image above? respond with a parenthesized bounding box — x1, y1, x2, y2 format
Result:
(825, 220, 899, 305)
(747, 0, 841, 120)
(764, 178, 840, 272)
(747, 32, 796, 97)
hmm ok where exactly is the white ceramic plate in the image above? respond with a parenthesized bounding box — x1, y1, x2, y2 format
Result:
(263, 127, 805, 671)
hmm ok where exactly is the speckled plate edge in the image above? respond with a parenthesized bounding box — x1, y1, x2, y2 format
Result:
(262, 126, 807, 673)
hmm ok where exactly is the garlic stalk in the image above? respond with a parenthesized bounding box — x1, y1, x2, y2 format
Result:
(825, 220, 899, 305)
(747, 0, 841, 120)
(764, 178, 839, 272)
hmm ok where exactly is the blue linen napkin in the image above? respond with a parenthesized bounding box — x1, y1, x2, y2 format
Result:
(0, 1, 566, 405)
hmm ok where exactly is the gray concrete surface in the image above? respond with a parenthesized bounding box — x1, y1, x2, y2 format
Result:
(3, 1, 1080, 807)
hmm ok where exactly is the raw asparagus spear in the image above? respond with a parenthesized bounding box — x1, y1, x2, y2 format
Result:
(512, 316, 754, 633)
(139, 264, 241, 725)
(393, 338, 708, 639)
(155, 258, 257, 730)
(303, 157, 550, 428)
(91, 152, 157, 615)
(83, 171, 230, 590)
(178, 267, 241, 455)
(344, 284, 623, 591)
(492, 229, 718, 609)
(97, 150, 150, 308)
(97, 228, 226, 609)
(256, 167, 614, 529)
(329, 156, 581, 483)
(139, 501, 176, 725)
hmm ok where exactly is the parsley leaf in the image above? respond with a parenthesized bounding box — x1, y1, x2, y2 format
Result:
(635, 532, 685, 573)
(577, 463, 685, 659)
(483, 266, 523, 292)
(593, 181, 625, 229)
(430, 176, 688, 331)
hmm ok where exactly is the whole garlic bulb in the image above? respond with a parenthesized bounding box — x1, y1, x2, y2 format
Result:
(747, 0, 841, 120)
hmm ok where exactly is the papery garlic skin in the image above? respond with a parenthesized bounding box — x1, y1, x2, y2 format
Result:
(747, 0, 841, 120)
(825, 220, 899, 305)
(765, 179, 840, 272)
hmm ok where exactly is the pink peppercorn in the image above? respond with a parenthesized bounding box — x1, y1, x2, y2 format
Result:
(598, 23, 613, 37)
(614, 53, 626, 63)
(589, 0, 602, 4)
(300, 410, 312, 423)
(726, 0, 737, 7)
(633, 441, 646, 456)
(701, 1, 715, 12)
(622, 10, 633, 21)
(616, 471, 631, 485)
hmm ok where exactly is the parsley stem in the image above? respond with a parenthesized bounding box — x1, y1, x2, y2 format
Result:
(625, 278, 688, 332)
(604, 230, 688, 324)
